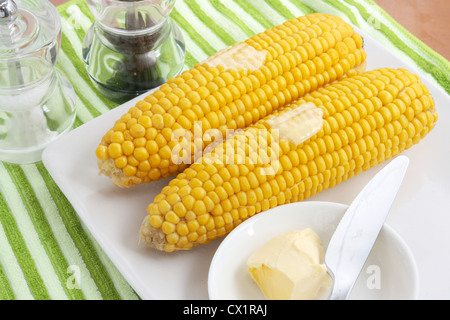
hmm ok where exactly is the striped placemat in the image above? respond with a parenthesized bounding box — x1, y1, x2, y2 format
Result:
(0, 0, 448, 300)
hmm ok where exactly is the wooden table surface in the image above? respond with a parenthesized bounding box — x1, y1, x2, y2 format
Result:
(49, 0, 449, 61)
(374, 0, 450, 61)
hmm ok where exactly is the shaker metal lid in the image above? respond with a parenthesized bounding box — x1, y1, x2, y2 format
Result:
(0, 0, 60, 56)
(0, 0, 19, 23)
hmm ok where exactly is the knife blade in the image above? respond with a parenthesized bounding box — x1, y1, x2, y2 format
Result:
(325, 155, 410, 300)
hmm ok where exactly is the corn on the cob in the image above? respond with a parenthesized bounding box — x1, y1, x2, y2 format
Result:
(96, 13, 367, 188)
(140, 68, 438, 252)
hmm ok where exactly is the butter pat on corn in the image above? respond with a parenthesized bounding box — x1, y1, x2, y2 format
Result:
(266, 102, 324, 145)
(247, 229, 332, 300)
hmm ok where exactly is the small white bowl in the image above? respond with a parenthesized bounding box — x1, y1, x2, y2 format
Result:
(208, 201, 419, 300)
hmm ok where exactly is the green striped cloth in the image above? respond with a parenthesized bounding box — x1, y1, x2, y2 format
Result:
(0, 0, 448, 300)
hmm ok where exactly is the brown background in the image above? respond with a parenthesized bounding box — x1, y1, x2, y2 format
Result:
(49, 0, 450, 61)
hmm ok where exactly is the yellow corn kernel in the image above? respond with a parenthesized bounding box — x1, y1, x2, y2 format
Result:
(134, 147, 149, 162)
(161, 221, 176, 235)
(165, 211, 180, 224)
(107, 143, 122, 159)
(114, 156, 128, 169)
(149, 215, 163, 229)
(96, 145, 108, 161)
(123, 165, 137, 177)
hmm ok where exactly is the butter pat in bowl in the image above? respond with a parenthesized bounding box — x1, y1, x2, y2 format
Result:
(247, 229, 332, 300)
(208, 201, 419, 300)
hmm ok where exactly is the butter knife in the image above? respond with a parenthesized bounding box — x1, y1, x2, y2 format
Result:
(325, 155, 410, 300)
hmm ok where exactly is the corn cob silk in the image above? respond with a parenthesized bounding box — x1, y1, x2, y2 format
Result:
(95, 13, 367, 188)
(140, 68, 438, 252)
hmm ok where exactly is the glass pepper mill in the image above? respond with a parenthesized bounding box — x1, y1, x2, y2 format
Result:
(83, 0, 186, 100)
(0, 0, 77, 164)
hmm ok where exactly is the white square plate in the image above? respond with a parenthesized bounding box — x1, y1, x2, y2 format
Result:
(42, 27, 450, 300)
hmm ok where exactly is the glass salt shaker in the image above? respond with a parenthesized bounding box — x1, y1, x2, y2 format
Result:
(83, 0, 186, 100)
(0, 0, 77, 164)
